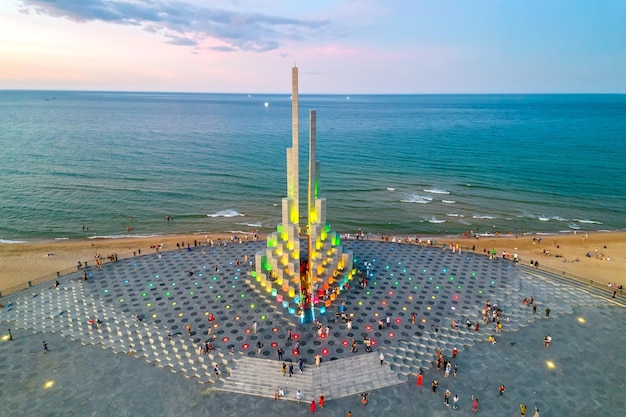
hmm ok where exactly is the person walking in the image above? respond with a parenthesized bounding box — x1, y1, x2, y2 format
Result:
(8, 329, 12, 341)
(452, 394, 459, 409)
(296, 390, 302, 404)
(319, 394, 325, 408)
(42, 341, 49, 354)
(298, 358, 304, 373)
(533, 407, 540, 417)
(453, 363, 458, 378)
(315, 353, 321, 367)
(277, 347, 284, 361)
(499, 384, 506, 398)
(379, 351, 385, 365)
(287, 328, 292, 342)
(310, 399, 316, 412)
(282, 362, 287, 377)
(444, 362, 451, 377)
(288, 363, 294, 377)
(432, 379, 439, 393)
(417, 372, 423, 387)
(472, 396, 479, 413)
(252, 320, 258, 333)
(443, 389, 451, 406)
(520, 403, 527, 417)
(350, 339, 358, 353)
(544, 335, 552, 347)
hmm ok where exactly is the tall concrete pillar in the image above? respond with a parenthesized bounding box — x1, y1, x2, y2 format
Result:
(289, 66, 299, 225)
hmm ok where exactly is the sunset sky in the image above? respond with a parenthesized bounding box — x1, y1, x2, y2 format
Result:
(1, 0, 624, 93)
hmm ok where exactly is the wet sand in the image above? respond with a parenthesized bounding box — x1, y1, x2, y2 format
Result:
(1, 231, 625, 293)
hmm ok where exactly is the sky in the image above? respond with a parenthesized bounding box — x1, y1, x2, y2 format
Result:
(0, 0, 625, 93)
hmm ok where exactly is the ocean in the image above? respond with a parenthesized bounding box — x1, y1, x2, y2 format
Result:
(1, 91, 625, 242)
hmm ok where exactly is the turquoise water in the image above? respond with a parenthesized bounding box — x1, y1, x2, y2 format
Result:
(1, 91, 625, 241)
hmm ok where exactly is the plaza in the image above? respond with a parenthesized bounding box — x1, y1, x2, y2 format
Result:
(1, 238, 624, 416)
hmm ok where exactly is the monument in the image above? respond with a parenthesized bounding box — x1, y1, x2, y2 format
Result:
(254, 67, 353, 323)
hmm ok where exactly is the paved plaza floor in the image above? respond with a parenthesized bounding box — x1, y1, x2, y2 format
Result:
(1, 239, 624, 417)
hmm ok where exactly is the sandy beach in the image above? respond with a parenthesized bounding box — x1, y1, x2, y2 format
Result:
(445, 231, 626, 287)
(1, 231, 625, 294)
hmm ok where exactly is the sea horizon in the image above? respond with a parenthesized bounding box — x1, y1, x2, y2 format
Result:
(1, 91, 625, 242)
(2, 89, 625, 96)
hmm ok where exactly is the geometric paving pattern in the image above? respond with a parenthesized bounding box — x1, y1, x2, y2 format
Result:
(0, 239, 613, 401)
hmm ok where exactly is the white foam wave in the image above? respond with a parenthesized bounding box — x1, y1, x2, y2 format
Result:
(54, 237, 69, 240)
(538, 215, 569, 222)
(423, 188, 450, 195)
(573, 218, 603, 224)
(427, 217, 446, 224)
(442, 200, 456, 204)
(567, 223, 581, 230)
(386, 187, 396, 191)
(88, 234, 163, 239)
(473, 214, 496, 219)
(446, 213, 460, 217)
(0, 239, 27, 244)
(208, 210, 244, 218)
(400, 194, 433, 204)
(236, 222, 262, 228)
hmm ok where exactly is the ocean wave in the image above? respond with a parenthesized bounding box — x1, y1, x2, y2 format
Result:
(446, 213, 460, 217)
(538, 215, 569, 222)
(573, 218, 603, 224)
(236, 222, 262, 228)
(441, 200, 456, 204)
(423, 188, 450, 195)
(0, 239, 27, 244)
(88, 234, 163, 239)
(427, 217, 446, 224)
(386, 187, 396, 191)
(208, 210, 245, 218)
(400, 194, 433, 204)
(54, 237, 69, 240)
(567, 223, 581, 230)
(473, 214, 496, 219)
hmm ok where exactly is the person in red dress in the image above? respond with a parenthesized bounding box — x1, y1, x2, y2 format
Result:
(310, 400, 316, 412)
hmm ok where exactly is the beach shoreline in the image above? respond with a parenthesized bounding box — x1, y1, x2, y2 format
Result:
(1, 230, 625, 294)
